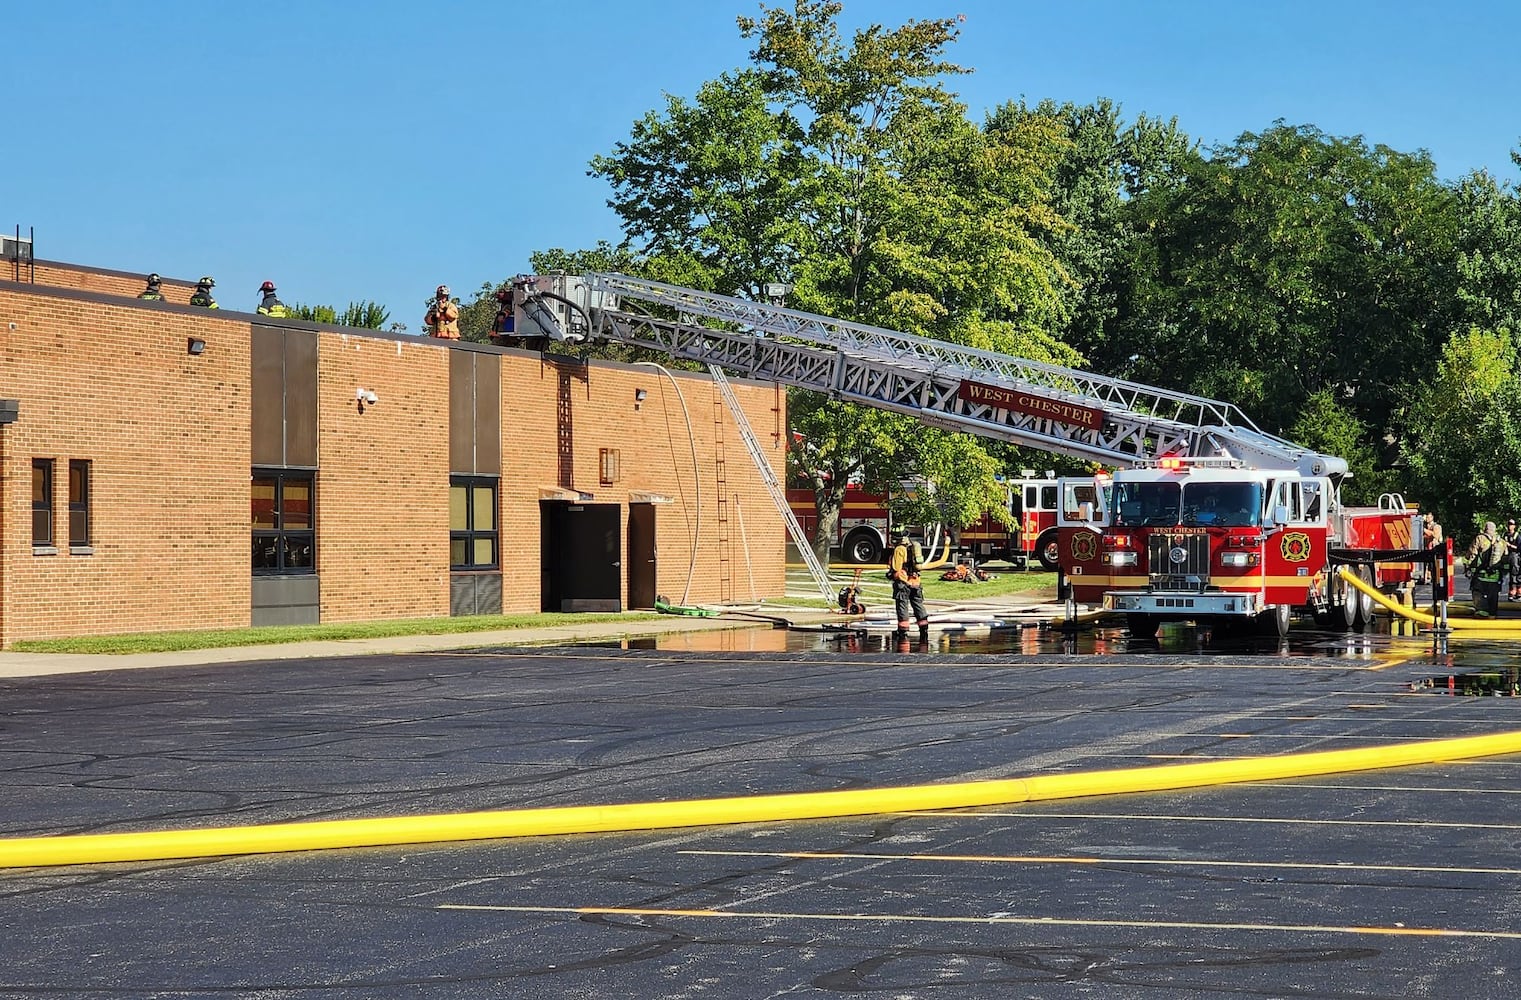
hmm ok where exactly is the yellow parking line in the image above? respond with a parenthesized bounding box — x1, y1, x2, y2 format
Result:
(435, 903, 1521, 940)
(679, 848, 1521, 877)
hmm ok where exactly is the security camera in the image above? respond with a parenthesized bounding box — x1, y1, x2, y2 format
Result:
(363, 391, 379, 405)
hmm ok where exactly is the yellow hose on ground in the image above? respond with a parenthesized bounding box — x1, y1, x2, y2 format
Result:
(1336, 567, 1521, 633)
(4, 729, 1519, 869)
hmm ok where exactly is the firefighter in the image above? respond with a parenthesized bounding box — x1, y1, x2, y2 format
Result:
(189, 276, 219, 309)
(256, 281, 288, 317)
(1468, 521, 1507, 618)
(888, 528, 929, 639)
(1505, 518, 1521, 601)
(489, 287, 515, 344)
(425, 284, 460, 339)
(137, 273, 166, 301)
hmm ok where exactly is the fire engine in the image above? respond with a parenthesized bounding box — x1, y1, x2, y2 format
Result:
(785, 474, 1064, 568)
(514, 272, 1428, 634)
(1056, 458, 1421, 637)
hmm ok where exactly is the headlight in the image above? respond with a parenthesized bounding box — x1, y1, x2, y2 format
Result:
(1105, 551, 1138, 567)
(1220, 551, 1260, 568)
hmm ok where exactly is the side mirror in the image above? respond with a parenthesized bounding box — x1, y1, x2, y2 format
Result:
(1266, 504, 1288, 528)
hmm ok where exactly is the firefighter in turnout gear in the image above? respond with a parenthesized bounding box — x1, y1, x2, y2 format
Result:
(255, 281, 288, 317)
(425, 284, 460, 339)
(1468, 521, 1508, 618)
(889, 529, 929, 639)
(189, 276, 219, 309)
(137, 273, 165, 301)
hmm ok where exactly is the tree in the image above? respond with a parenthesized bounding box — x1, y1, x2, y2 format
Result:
(1403, 327, 1521, 539)
(591, 1, 1074, 562)
(285, 301, 391, 330)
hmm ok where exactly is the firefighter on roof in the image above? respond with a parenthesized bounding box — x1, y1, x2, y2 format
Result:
(425, 284, 460, 339)
(189, 276, 218, 309)
(256, 281, 288, 317)
(137, 273, 165, 301)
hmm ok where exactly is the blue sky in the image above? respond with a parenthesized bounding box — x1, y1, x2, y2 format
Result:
(5, 1, 1518, 329)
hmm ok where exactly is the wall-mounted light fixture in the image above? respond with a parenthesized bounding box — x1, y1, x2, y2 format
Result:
(0, 399, 18, 425)
(187, 337, 207, 356)
(763, 281, 793, 305)
(634, 387, 648, 410)
(355, 387, 379, 413)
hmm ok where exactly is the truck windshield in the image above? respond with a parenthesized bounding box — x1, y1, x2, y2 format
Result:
(1181, 482, 1262, 527)
(1111, 481, 1182, 526)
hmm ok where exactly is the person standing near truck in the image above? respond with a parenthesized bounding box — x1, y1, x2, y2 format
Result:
(889, 529, 929, 640)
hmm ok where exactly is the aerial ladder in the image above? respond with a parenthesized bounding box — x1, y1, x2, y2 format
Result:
(514, 271, 1345, 480)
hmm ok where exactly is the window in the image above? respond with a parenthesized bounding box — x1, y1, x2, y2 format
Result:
(599, 448, 620, 486)
(69, 460, 91, 548)
(450, 476, 499, 569)
(32, 459, 53, 548)
(252, 469, 315, 574)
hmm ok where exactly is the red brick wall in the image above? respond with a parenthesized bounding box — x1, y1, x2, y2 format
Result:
(0, 282, 787, 644)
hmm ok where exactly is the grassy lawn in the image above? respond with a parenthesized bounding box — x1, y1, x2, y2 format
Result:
(834, 565, 1059, 604)
(9, 611, 671, 656)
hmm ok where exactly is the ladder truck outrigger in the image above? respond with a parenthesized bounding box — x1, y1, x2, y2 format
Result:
(512, 272, 1427, 637)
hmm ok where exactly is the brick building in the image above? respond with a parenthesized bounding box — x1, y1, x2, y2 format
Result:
(0, 258, 788, 647)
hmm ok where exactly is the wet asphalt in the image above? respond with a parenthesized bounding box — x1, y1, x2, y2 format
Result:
(3, 625, 1521, 999)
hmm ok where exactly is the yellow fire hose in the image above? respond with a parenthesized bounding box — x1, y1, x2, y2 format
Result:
(4, 729, 1521, 869)
(1336, 566, 1521, 632)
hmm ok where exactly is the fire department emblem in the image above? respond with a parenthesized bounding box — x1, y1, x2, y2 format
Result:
(1071, 532, 1098, 562)
(1281, 531, 1312, 563)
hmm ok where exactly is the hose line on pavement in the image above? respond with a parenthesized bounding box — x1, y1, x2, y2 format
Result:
(4, 729, 1520, 869)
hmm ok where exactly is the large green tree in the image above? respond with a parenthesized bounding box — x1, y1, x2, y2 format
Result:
(590, 1, 1075, 561)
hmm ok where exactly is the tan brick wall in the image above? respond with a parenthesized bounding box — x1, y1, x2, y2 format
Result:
(0, 281, 787, 645)
(23, 261, 199, 303)
(0, 286, 252, 645)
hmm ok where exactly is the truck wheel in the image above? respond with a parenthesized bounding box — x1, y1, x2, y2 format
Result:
(1036, 530, 1061, 571)
(1331, 567, 1357, 631)
(1127, 614, 1157, 640)
(843, 530, 882, 565)
(1258, 604, 1291, 638)
(1351, 564, 1375, 632)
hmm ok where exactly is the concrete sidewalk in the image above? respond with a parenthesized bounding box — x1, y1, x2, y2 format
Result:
(0, 612, 829, 679)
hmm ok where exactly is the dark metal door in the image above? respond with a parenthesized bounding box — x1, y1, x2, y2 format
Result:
(541, 501, 622, 612)
(628, 503, 657, 609)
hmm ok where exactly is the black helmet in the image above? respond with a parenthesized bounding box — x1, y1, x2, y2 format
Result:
(146, 272, 161, 285)
(197, 276, 215, 288)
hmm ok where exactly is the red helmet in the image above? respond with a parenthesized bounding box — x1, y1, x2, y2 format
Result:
(259, 281, 276, 292)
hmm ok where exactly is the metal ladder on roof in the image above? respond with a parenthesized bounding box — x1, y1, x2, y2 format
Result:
(709, 364, 836, 605)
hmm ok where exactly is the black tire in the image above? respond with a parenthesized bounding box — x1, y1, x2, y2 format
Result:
(843, 530, 882, 565)
(1127, 613, 1157, 640)
(1258, 603, 1292, 638)
(1036, 530, 1061, 571)
(1351, 564, 1375, 633)
(1331, 567, 1357, 631)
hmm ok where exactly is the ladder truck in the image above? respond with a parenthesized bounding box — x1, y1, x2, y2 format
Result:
(513, 273, 1423, 637)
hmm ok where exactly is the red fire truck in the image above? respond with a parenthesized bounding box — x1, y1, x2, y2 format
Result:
(1056, 458, 1422, 637)
(786, 475, 1065, 568)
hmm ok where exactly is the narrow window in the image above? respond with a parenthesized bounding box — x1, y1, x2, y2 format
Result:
(69, 459, 91, 548)
(32, 459, 54, 548)
(252, 469, 316, 574)
(599, 447, 620, 486)
(450, 475, 499, 570)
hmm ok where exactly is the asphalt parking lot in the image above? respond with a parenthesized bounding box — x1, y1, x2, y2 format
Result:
(3, 641, 1521, 998)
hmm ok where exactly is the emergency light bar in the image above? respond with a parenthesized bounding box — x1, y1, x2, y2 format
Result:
(1137, 456, 1247, 471)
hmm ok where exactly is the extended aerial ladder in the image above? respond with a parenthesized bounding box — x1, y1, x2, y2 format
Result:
(517, 272, 1346, 481)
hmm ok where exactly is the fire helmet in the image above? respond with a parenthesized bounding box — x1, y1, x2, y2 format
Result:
(436, 284, 450, 298)
(260, 280, 276, 292)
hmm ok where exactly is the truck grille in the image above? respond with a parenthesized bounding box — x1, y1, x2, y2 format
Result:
(1148, 533, 1211, 589)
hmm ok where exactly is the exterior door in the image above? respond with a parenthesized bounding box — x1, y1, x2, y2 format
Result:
(628, 503, 657, 610)
(541, 501, 622, 612)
